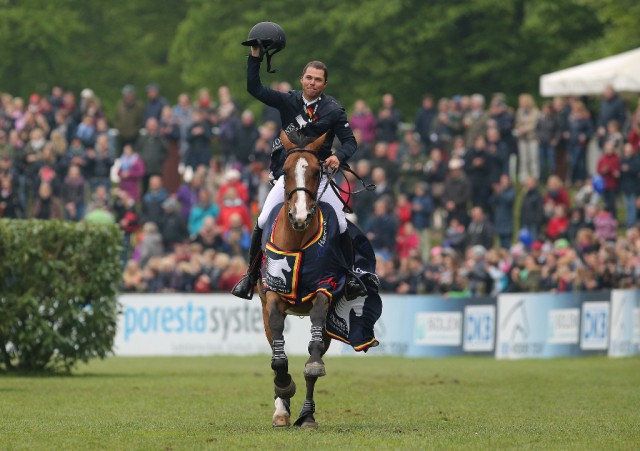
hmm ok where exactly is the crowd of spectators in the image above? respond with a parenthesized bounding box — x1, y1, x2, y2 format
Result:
(1, 81, 640, 297)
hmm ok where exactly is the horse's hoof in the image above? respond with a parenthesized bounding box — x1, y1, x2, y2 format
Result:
(304, 362, 326, 377)
(272, 413, 290, 428)
(274, 379, 296, 399)
(300, 420, 318, 429)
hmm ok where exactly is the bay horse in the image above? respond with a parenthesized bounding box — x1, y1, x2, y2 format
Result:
(257, 131, 343, 429)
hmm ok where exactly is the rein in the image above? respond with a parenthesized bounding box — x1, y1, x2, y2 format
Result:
(283, 148, 376, 217)
(328, 164, 376, 214)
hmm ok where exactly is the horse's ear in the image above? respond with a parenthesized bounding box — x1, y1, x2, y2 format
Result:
(280, 131, 295, 151)
(306, 133, 327, 152)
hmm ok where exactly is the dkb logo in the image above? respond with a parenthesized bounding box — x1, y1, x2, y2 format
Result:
(580, 302, 609, 350)
(463, 305, 495, 352)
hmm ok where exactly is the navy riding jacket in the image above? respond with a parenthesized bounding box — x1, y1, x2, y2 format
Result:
(247, 55, 357, 178)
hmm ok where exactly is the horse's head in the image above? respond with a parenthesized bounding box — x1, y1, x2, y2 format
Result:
(281, 131, 326, 231)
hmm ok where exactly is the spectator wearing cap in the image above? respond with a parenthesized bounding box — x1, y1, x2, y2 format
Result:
(114, 84, 144, 155)
(143, 83, 168, 124)
(217, 186, 252, 234)
(442, 156, 470, 226)
(217, 168, 249, 206)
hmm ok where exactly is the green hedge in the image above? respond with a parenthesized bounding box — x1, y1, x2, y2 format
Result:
(0, 220, 122, 372)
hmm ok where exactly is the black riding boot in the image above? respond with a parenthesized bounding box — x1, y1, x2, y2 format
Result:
(340, 231, 367, 300)
(231, 224, 264, 299)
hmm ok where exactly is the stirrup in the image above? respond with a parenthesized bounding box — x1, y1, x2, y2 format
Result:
(231, 273, 257, 299)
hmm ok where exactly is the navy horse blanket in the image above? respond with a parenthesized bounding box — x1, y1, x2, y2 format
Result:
(261, 202, 382, 352)
(261, 202, 347, 304)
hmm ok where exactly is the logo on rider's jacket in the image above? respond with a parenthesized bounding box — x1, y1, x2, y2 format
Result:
(263, 244, 301, 298)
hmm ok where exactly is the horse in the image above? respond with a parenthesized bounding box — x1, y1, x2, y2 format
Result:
(257, 131, 345, 429)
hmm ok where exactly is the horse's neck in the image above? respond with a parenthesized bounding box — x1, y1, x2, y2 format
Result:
(272, 207, 319, 251)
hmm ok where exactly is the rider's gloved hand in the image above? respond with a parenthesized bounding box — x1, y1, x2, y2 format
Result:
(269, 172, 276, 186)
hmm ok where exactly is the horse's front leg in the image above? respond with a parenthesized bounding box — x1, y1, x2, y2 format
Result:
(304, 292, 329, 377)
(265, 291, 296, 402)
(294, 292, 330, 429)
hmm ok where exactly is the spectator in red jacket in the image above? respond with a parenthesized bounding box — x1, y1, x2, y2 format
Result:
(543, 175, 571, 221)
(216, 168, 249, 205)
(396, 221, 420, 260)
(546, 204, 569, 240)
(217, 185, 252, 233)
(597, 139, 621, 215)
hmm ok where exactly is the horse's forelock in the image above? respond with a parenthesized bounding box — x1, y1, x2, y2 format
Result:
(286, 131, 315, 149)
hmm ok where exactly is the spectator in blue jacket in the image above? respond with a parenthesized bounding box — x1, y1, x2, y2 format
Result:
(365, 198, 398, 256)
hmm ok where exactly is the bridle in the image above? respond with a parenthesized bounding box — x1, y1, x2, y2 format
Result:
(283, 148, 330, 228)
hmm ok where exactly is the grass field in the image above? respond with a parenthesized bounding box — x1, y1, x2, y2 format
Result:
(1, 356, 639, 450)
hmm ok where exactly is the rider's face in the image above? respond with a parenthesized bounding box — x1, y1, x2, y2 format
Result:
(300, 68, 327, 101)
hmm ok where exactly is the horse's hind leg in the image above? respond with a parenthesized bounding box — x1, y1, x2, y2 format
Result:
(265, 292, 296, 400)
(304, 292, 329, 377)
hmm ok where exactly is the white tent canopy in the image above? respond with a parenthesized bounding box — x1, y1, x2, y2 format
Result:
(539, 47, 640, 97)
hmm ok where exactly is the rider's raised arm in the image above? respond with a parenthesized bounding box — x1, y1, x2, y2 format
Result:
(247, 51, 287, 109)
(331, 105, 357, 164)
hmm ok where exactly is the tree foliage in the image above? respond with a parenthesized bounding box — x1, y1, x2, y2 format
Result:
(0, 0, 636, 119)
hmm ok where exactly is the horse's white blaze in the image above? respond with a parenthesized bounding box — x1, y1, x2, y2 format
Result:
(294, 157, 309, 224)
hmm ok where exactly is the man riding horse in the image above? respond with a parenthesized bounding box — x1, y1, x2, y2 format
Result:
(232, 22, 367, 301)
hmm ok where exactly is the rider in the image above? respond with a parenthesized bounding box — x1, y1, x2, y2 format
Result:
(232, 33, 366, 300)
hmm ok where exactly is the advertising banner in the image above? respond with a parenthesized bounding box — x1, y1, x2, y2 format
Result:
(114, 294, 340, 356)
(609, 289, 640, 357)
(496, 292, 611, 359)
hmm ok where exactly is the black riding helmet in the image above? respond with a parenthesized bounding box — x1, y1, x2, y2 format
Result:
(241, 22, 286, 73)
